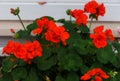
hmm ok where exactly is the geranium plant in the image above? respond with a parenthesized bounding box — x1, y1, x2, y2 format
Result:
(1, 0, 120, 81)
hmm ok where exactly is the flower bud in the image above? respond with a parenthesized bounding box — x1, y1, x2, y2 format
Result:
(10, 7, 20, 15)
(66, 9, 71, 15)
(10, 28, 15, 33)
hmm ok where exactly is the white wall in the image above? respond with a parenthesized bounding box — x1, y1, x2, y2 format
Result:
(0, 0, 120, 36)
(0, 0, 120, 21)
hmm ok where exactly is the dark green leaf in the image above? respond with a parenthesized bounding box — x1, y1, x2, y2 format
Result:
(15, 30, 28, 39)
(42, 16, 54, 20)
(78, 25, 89, 33)
(57, 19, 66, 23)
(11, 67, 27, 80)
(66, 73, 79, 81)
(2, 57, 16, 72)
(59, 54, 82, 71)
(80, 65, 89, 74)
(63, 21, 76, 30)
(55, 75, 66, 81)
(26, 22, 37, 34)
(34, 56, 56, 70)
(41, 46, 53, 59)
(0, 73, 13, 81)
(56, 45, 68, 60)
(22, 68, 40, 81)
(97, 45, 114, 64)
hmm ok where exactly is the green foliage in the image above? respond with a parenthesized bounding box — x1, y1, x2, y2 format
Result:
(2, 56, 17, 72)
(22, 68, 40, 81)
(0, 73, 13, 81)
(59, 54, 82, 71)
(11, 67, 27, 80)
(33, 56, 57, 71)
(55, 73, 79, 81)
(1, 1, 120, 81)
(55, 75, 66, 81)
(14, 30, 28, 39)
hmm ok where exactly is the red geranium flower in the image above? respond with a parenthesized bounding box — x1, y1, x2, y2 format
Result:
(2, 40, 42, 63)
(90, 25, 114, 48)
(70, 9, 88, 25)
(94, 25, 104, 33)
(32, 17, 49, 34)
(84, 0, 105, 20)
(45, 25, 70, 46)
(105, 29, 115, 41)
(84, 0, 98, 14)
(80, 68, 109, 81)
(90, 33, 107, 48)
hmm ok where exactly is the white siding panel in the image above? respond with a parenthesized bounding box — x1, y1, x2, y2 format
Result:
(0, 3, 120, 21)
(0, 0, 120, 3)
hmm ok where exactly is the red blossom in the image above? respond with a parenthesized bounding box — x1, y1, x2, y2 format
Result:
(70, 9, 88, 25)
(90, 33, 107, 48)
(32, 17, 70, 46)
(2, 40, 42, 63)
(105, 29, 115, 41)
(90, 26, 114, 48)
(80, 68, 109, 81)
(84, 0, 98, 14)
(44, 25, 70, 46)
(94, 25, 104, 33)
(84, 0, 105, 20)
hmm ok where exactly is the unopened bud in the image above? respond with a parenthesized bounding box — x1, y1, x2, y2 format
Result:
(66, 9, 71, 15)
(10, 28, 15, 33)
(10, 7, 20, 15)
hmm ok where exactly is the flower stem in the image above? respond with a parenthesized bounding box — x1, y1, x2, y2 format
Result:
(17, 14, 26, 31)
(70, 15, 72, 22)
(89, 17, 94, 29)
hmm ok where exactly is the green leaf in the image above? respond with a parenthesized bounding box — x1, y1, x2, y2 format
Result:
(66, 73, 79, 81)
(17, 59, 27, 67)
(78, 25, 89, 33)
(80, 65, 89, 74)
(22, 68, 40, 81)
(55, 75, 66, 81)
(97, 45, 115, 64)
(42, 16, 54, 20)
(63, 21, 76, 30)
(2, 57, 16, 72)
(112, 42, 120, 54)
(114, 72, 120, 81)
(67, 30, 80, 45)
(57, 19, 66, 23)
(0, 73, 13, 81)
(11, 67, 27, 80)
(70, 38, 89, 55)
(34, 56, 56, 71)
(15, 30, 28, 39)
(56, 45, 68, 60)
(59, 54, 82, 71)
(41, 46, 53, 59)
(26, 22, 37, 34)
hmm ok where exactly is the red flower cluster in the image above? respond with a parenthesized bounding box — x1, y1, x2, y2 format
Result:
(70, 9, 88, 25)
(2, 40, 42, 63)
(33, 17, 49, 34)
(80, 68, 109, 81)
(90, 25, 114, 48)
(84, 0, 105, 20)
(33, 17, 70, 46)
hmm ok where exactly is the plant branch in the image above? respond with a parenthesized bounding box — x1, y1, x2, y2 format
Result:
(17, 14, 26, 31)
(89, 17, 94, 29)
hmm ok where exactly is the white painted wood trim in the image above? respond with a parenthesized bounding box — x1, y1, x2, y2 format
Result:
(0, 3, 120, 21)
(1, 0, 120, 3)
